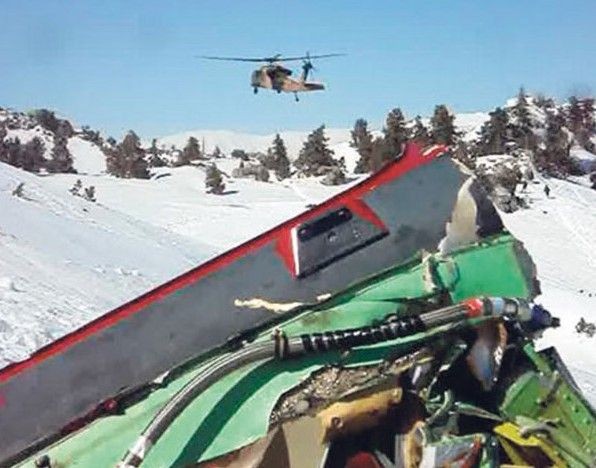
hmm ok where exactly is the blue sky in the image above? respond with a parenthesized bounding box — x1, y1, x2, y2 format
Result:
(1, 0, 594, 139)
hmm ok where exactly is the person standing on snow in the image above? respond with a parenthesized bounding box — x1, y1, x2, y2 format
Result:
(544, 185, 551, 198)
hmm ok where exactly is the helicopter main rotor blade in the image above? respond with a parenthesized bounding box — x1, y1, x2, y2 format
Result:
(197, 55, 272, 63)
(277, 53, 346, 62)
(197, 53, 345, 63)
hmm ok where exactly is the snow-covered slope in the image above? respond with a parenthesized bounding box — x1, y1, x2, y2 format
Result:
(67, 137, 106, 175)
(455, 112, 489, 142)
(499, 174, 596, 403)
(0, 163, 215, 365)
(0, 108, 109, 174)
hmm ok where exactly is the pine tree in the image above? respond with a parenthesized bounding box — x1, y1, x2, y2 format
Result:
(351, 119, 374, 173)
(294, 125, 336, 176)
(178, 136, 202, 165)
(205, 163, 225, 194)
(147, 138, 167, 168)
(3, 137, 21, 167)
(255, 165, 270, 182)
(123, 131, 150, 178)
(535, 111, 577, 176)
(231, 149, 249, 161)
(81, 125, 102, 145)
(55, 119, 74, 139)
(0, 124, 6, 163)
(534, 94, 555, 110)
(383, 108, 409, 157)
(105, 138, 122, 176)
(70, 179, 83, 196)
(369, 136, 391, 173)
(510, 87, 535, 150)
(411, 116, 430, 147)
(430, 105, 457, 146)
(478, 107, 510, 155)
(30, 109, 60, 133)
(19, 137, 46, 172)
(12, 182, 25, 198)
(264, 133, 291, 179)
(107, 131, 150, 178)
(47, 136, 74, 173)
(567, 96, 595, 150)
(84, 186, 96, 202)
(210, 146, 224, 159)
(581, 98, 595, 152)
(566, 96, 584, 135)
(30, 109, 73, 138)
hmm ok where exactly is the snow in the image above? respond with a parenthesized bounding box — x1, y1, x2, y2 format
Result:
(156, 128, 352, 161)
(499, 174, 596, 405)
(534, 288, 596, 401)
(454, 111, 489, 142)
(0, 163, 216, 364)
(67, 137, 106, 175)
(571, 146, 596, 173)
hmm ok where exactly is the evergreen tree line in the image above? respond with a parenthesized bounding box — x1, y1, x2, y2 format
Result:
(350, 105, 457, 173)
(475, 88, 594, 176)
(94, 90, 596, 184)
(105, 131, 232, 178)
(3, 92, 593, 183)
(351, 89, 595, 177)
(0, 127, 75, 174)
(0, 109, 76, 173)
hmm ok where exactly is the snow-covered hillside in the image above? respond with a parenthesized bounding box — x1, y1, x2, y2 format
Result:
(154, 111, 490, 172)
(0, 163, 215, 365)
(500, 175, 596, 402)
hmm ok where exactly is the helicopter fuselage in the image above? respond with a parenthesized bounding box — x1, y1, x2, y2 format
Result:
(251, 64, 324, 95)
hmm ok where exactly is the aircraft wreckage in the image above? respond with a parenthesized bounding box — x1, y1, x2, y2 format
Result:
(1, 143, 594, 467)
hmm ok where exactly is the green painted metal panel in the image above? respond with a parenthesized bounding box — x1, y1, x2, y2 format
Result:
(438, 237, 534, 303)
(499, 345, 596, 467)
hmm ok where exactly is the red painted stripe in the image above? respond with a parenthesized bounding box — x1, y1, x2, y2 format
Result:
(0, 143, 446, 384)
(345, 198, 387, 230)
(274, 230, 297, 278)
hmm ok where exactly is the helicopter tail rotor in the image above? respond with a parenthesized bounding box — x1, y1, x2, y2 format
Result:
(301, 52, 316, 82)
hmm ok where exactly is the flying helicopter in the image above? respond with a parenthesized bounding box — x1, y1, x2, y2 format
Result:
(199, 52, 344, 101)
